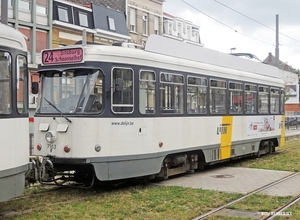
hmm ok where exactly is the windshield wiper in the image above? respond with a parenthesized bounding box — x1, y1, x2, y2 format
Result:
(43, 97, 72, 123)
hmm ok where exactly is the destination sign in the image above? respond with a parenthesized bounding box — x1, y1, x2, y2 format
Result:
(42, 48, 83, 65)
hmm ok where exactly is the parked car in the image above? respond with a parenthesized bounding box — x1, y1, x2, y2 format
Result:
(285, 116, 298, 126)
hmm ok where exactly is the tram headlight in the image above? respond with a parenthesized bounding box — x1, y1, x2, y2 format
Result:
(45, 131, 56, 143)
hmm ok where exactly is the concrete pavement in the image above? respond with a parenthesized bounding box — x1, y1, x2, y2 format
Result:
(153, 129, 300, 196)
(153, 167, 300, 196)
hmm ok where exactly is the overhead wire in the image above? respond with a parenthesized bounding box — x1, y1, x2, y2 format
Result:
(180, 0, 274, 46)
(213, 0, 300, 45)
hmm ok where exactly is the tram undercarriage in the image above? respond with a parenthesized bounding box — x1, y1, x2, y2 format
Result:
(26, 139, 277, 188)
(26, 157, 95, 188)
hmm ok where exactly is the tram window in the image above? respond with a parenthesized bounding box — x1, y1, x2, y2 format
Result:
(258, 86, 269, 114)
(0, 51, 11, 114)
(187, 76, 207, 114)
(17, 55, 28, 114)
(280, 89, 285, 114)
(229, 82, 242, 114)
(210, 79, 226, 114)
(112, 68, 133, 113)
(39, 69, 103, 114)
(160, 73, 184, 114)
(244, 84, 257, 114)
(270, 88, 280, 114)
(139, 70, 155, 114)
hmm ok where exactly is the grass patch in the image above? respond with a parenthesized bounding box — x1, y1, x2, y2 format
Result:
(0, 185, 241, 220)
(230, 139, 300, 172)
(280, 201, 300, 220)
(228, 194, 292, 212)
(1, 139, 300, 220)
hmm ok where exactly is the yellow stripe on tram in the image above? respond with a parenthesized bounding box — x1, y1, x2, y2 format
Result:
(220, 116, 233, 159)
(280, 115, 285, 147)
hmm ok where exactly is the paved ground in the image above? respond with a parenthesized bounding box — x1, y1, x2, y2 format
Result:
(285, 128, 300, 138)
(153, 167, 300, 196)
(153, 130, 300, 196)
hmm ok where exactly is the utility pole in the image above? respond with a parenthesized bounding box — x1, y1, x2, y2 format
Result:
(275, 14, 279, 67)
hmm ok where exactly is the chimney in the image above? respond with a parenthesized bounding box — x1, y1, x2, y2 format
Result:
(268, 52, 272, 63)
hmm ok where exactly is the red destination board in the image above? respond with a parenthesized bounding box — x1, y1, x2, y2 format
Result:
(42, 48, 83, 65)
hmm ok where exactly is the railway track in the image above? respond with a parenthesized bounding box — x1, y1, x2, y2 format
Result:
(192, 172, 300, 219)
(261, 196, 299, 220)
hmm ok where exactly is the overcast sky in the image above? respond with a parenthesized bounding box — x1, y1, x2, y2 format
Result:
(163, 0, 300, 70)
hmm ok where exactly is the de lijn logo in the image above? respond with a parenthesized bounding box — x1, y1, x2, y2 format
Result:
(217, 124, 230, 135)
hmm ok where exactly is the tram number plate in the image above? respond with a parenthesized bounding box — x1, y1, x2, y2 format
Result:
(47, 144, 56, 150)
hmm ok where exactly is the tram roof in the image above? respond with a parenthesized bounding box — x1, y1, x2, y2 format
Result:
(0, 23, 27, 51)
(145, 35, 280, 79)
(38, 35, 282, 86)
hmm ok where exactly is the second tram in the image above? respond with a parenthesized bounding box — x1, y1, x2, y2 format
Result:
(0, 23, 29, 201)
(29, 35, 285, 186)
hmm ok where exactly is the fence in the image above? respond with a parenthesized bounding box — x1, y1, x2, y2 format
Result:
(285, 116, 300, 130)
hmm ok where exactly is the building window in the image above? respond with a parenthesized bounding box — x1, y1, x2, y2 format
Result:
(187, 26, 190, 40)
(58, 6, 69, 22)
(36, 5, 47, 14)
(130, 8, 136, 32)
(36, 0, 47, 14)
(178, 23, 182, 37)
(169, 23, 172, 34)
(143, 13, 148, 35)
(19, 0, 31, 10)
(79, 12, 88, 27)
(192, 29, 195, 37)
(108, 17, 115, 31)
(154, 16, 159, 35)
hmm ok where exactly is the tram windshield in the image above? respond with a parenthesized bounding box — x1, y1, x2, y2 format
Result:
(37, 69, 103, 114)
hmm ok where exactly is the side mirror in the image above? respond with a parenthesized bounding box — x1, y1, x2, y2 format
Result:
(32, 82, 39, 94)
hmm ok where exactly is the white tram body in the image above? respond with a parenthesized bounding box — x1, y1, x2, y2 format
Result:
(0, 23, 29, 201)
(31, 35, 285, 185)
